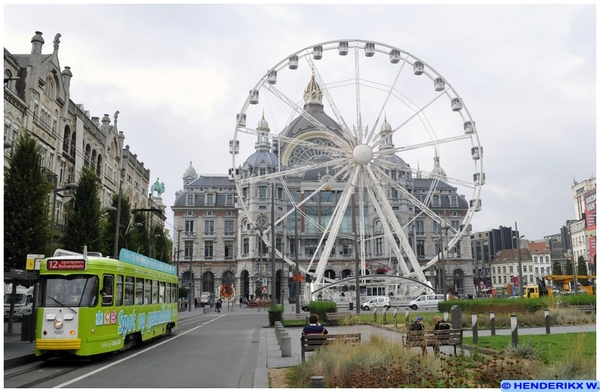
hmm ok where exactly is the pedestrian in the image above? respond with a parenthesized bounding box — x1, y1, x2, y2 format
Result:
(216, 298, 222, 313)
(302, 314, 328, 336)
(194, 297, 198, 309)
(409, 316, 425, 331)
(239, 297, 243, 308)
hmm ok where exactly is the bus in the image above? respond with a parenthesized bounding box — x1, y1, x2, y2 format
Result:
(35, 247, 178, 358)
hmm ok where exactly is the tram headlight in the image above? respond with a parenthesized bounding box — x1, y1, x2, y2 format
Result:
(54, 319, 63, 329)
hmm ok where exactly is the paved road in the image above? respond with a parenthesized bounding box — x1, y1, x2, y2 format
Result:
(5, 305, 597, 388)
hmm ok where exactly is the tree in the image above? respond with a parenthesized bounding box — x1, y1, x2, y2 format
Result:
(102, 193, 132, 257)
(565, 258, 573, 276)
(151, 225, 173, 263)
(61, 167, 103, 253)
(129, 211, 149, 256)
(4, 132, 54, 271)
(577, 256, 589, 285)
(552, 260, 562, 275)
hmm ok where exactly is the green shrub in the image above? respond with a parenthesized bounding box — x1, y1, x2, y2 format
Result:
(438, 296, 579, 314)
(306, 300, 336, 323)
(268, 304, 284, 326)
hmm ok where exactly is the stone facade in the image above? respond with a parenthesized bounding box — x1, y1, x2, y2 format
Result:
(4, 31, 160, 245)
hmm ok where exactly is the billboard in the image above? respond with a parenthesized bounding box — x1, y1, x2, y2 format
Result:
(584, 190, 596, 264)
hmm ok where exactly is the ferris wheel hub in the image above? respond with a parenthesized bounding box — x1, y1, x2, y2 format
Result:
(352, 144, 373, 165)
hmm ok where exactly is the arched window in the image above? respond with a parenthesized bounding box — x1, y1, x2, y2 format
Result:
(96, 155, 102, 176)
(63, 126, 71, 152)
(70, 131, 76, 157)
(44, 75, 55, 99)
(4, 69, 13, 88)
(222, 271, 235, 286)
(84, 144, 91, 167)
(324, 270, 336, 280)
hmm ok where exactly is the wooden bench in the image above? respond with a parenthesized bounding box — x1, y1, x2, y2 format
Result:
(246, 301, 271, 308)
(301, 333, 361, 362)
(325, 312, 353, 324)
(403, 329, 463, 355)
(283, 314, 308, 324)
(570, 304, 596, 314)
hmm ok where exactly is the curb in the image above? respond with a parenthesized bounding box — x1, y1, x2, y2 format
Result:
(4, 353, 37, 370)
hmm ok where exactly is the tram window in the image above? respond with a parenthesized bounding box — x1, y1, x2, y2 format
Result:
(101, 275, 114, 306)
(124, 276, 134, 306)
(42, 275, 92, 307)
(82, 276, 100, 306)
(172, 283, 177, 303)
(115, 275, 123, 307)
(135, 278, 144, 305)
(152, 280, 159, 303)
(145, 279, 151, 304)
(159, 281, 165, 304)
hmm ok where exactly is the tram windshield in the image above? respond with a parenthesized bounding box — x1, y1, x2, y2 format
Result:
(41, 275, 100, 307)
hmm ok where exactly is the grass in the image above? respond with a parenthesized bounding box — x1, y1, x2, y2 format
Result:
(281, 308, 597, 387)
(463, 332, 596, 364)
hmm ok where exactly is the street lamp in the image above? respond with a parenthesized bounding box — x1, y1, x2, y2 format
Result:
(113, 131, 126, 259)
(176, 226, 182, 287)
(49, 181, 79, 250)
(514, 221, 524, 296)
(188, 254, 193, 312)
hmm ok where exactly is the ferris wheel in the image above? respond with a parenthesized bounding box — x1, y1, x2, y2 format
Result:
(230, 39, 484, 290)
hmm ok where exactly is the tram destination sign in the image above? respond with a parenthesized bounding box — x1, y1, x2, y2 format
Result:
(47, 259, 86, 270)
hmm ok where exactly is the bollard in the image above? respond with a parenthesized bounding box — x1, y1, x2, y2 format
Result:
(276, 324, 285, 345)
(472, 313, 478, 344)
(490, 311, 496, 336)
(511, 314, 518, 348)
(373, 308, 378, 322)
(405, 308, 410, 328)
(311, 375, 325, 388)
(278, 329, 285, 345)
(444, 311, 449, 322)
(393, 308, 398, 328)
(281, 334, 292, 357)
(382, 308, 387, 324)
(544, 309, 551, 334)
(281, 333, 291, 356)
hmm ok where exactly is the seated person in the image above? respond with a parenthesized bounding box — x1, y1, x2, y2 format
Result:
(302, 314, 329, 336)
(433, 316, 451, 330)
(101, 286, 113, 306)
(409, 316, 425, 331)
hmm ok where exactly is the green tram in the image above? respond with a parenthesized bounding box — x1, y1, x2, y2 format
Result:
(35, 248, 178, 358)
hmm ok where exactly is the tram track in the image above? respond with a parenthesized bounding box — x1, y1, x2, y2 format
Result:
(4, 358, 92, 388)
(4, 313, 220, 387)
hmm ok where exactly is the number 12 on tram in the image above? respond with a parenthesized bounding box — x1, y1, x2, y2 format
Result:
(36, 248, 178, 358)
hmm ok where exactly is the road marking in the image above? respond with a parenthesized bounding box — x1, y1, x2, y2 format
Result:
(53, 315, 226, 388)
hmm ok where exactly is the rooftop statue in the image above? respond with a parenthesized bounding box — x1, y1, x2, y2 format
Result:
(151, 178, 165, 197)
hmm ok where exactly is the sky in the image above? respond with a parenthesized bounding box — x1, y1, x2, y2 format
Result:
(3, 3, 596, 242)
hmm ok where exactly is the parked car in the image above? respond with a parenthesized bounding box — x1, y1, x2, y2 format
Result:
(361, 296, 392, 311)
(199, 292, 211, 307)
(408, 294, 445, 310)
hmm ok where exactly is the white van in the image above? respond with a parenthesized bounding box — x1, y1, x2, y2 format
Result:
(4, 285, 34, 320)
(408, 294, 445, 310)
(361, 296, 392, 311)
